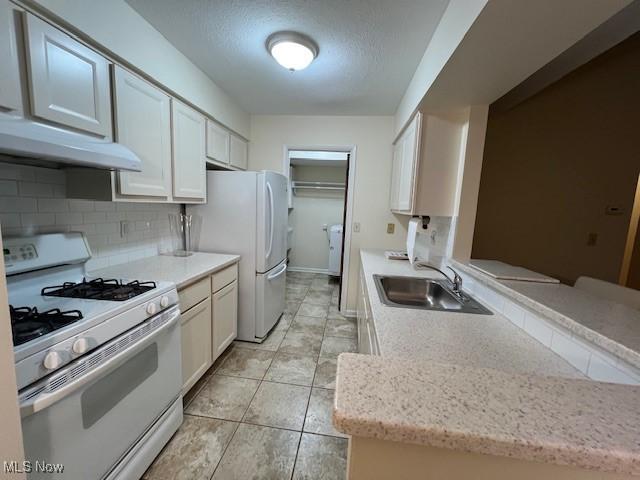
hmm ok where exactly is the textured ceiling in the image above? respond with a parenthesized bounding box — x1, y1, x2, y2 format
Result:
(125, 0, 450, 115)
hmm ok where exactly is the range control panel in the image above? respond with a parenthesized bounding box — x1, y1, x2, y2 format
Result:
(4, 243, 38, 267)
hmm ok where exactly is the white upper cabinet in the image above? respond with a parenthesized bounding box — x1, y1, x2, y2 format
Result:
(390, 113, 421, 213)
(206, 119, 230, 166)
(113, 66, 172, 198)
(0, 0, 21, 112)
(172, 99, 206, 201)
(229, 134, 248, 170)
(22, 13, 112, 137)
(390, 111, 464, 217)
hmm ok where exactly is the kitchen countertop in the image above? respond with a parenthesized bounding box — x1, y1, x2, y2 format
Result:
(334, 353, 640, 476)
(357, 250, 582, 377)
(91, 252, 240, 290)
(332, 249, 640, 475)
(452, 259, 640, 369)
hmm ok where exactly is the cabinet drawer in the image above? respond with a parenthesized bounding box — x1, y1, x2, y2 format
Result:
(212, 263, 238, 292)
(179, 276, 211, 312)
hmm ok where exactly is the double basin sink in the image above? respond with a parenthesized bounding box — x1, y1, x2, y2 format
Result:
(374, 275, 492, 315)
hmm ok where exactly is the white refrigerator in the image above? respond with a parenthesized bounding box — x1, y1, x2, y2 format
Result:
(188, 170, 288, 342)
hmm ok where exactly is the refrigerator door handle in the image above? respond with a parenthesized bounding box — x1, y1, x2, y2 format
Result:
(266, 181, 274, 260)
(267, 263, 287, 281)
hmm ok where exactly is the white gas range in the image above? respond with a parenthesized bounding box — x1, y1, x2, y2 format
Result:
(6, 232, 183, 480)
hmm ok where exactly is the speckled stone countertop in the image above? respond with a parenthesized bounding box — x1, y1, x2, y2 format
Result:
(451, 259, 640, 369)
(332, 250, 640, 475)
(358, 250, 582, 377)
(90, 252, 240, 289)
(334, 353, 640, 476)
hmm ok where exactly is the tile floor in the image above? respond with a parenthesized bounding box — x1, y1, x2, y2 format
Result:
(144, 272, 357, 480)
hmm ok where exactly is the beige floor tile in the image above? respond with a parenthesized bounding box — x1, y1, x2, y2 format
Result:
(242, 381, 311, 430)
(290, 315, 327, 336)
(233, 330, 285, 351)
(273, 313, 293, 333)
(304, 388, 347, 438)
(217, 347, 274, 380)
(279, 330, 323, 357)
(313, 357, 337, 389)
(285, 301, 301, 315)
(298, 302, 329, 318)
(292, 433, 348, 480)
(185, 375, 259, 421)
(211, 423, 299, 480)
(304, 290, 332, 306)
(320, 336, 358, 359)
(144, 415, 237, 480)
(264, 351, 317, 386)
(325, 317, 357, 338)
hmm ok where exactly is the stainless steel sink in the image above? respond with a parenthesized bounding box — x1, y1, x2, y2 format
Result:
(373, 275, 492, 314)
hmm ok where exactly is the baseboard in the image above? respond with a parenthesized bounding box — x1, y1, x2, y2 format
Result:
(287, 266, 331, 275)
(341, 309, 357, 318)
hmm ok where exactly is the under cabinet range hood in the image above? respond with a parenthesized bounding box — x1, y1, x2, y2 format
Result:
(0, 116, 141, 171)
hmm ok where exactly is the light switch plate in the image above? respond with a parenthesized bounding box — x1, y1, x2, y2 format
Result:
(353, 222, 361, 233)
(386, 223, 395, 234)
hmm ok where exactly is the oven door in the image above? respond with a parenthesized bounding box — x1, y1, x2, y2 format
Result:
(19, 306, 182, 480)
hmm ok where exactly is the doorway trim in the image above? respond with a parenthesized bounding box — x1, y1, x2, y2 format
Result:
(282, 144, 357, 315)
(619, 173, 640, 286)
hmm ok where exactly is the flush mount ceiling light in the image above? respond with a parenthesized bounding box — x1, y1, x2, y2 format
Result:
(266, 31, 318, 71)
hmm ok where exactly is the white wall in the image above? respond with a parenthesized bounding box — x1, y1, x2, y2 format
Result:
(0, 162, 179, 272)
(289, 165, 346, 272)
(394, 0, 487, 134)
(249, 115, 408, 312)
(26, 0, 250, 138)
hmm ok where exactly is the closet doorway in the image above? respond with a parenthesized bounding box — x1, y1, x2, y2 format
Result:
(283, 147, 354, 311)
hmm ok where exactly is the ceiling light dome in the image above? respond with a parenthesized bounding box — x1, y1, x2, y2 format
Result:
(266, 31, 318, 71)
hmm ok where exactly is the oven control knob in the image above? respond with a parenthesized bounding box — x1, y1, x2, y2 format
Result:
(160, 296, 170, 308)
(72, 338, 89, 355)
(43, 351, 63, 370)
(146, 302, 157, 316)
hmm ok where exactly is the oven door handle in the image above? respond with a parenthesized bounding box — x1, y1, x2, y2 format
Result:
(20, 308, 181, 418)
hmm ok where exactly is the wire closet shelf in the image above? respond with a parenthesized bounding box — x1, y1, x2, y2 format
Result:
(291, 181, 346, 194)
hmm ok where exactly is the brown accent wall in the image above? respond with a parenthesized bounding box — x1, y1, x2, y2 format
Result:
(472, 33, 640, 285)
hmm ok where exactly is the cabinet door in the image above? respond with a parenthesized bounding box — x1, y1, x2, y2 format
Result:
(212, 280, 238, 360)
(181, 298, 212, 392)
(0, 0, 21, 112)
(172, 100, 206, 201)
(389, 141, 403, 211)
(396, 113, 421, 212)
(23, 13, 111, 137)
(229, 134, 248, 170)
(114, 66, 172, 198)
(206, 119, 230, 165)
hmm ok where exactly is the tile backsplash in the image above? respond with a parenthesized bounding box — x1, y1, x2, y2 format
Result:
(0, 162, 180, 271)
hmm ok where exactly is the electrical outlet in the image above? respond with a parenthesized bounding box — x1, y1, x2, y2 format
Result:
(386, 223, 395, 234)
(587, 232, 598, 246)
(120, 220, 131, 238)
(353, 222, 361, 233)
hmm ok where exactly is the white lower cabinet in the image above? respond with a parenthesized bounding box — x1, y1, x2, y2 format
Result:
(212, 280, 238, 359)
(357, 267, 378, 355)
(180, 297, 212, 393)
(179, 265, 238, 393)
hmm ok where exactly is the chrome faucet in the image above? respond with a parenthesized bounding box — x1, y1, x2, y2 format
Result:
(413, 261, 463, 296)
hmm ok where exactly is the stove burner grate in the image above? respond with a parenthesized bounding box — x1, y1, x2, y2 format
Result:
(10, 306, 83, 346)
(41, 277, 157, 301)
